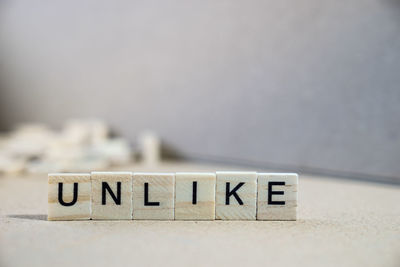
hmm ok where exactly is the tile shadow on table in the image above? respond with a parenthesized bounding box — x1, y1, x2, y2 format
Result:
(8, 214, 47, 221)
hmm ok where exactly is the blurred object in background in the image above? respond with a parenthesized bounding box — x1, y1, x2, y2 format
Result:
(0, 119, 133, 175)
(0, 1, 399, 183)
(138, 131, 161, 166)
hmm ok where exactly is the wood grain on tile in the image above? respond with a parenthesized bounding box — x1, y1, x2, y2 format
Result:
(133, 173, 175, 220)
(216, 171, 257, 220)
(175, 172, 216, 220)
(91, 171, 132, 220)
(257, 173, 298, 221)
(48, 173, 91, 221)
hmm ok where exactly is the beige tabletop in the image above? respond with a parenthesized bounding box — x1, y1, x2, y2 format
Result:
(0, 161, 399, 267)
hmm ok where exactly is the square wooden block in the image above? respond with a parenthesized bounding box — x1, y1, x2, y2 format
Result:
(216, 171, 257, 220)
(133, 173, 175, 220)
(175, 172, 216, 220)
(91, 172, 133, 220)
(257, 173, 298, 221)
(48, 173, 91, 221)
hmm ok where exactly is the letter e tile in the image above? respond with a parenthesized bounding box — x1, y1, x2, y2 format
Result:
(257, 173, 298, 220)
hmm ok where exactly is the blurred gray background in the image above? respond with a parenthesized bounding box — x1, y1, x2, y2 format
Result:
(0, 0, 399, 183)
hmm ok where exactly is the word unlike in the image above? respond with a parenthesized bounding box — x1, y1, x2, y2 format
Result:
(48, 171, 298, 221)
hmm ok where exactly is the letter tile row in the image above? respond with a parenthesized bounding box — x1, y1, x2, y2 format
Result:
(48, 171, 298, 221)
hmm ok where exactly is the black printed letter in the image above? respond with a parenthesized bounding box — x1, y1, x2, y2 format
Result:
(102, 182, 121, 205)
(225, 182, 244, 205)
(192, 181, 197, 205)
(268, 181, 285, 205)
(144, 183, 160, 206)
(58, 183, 78, 206)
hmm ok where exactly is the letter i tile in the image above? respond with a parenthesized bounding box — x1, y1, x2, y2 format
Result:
(175, 172, 216, 220)
(48, 173, 91, 221)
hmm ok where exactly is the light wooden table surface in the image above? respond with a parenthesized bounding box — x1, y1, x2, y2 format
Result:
(0, 161, 399, 267)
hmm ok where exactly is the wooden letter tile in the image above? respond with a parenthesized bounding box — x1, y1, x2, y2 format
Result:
(48, 173, 91, 221)
(175, 172, 216, 220)
(91, 171, 132, 220)
(216, 171, 257, 220)
(133, 173, 175, 220)
(257, 173, 298, 220)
